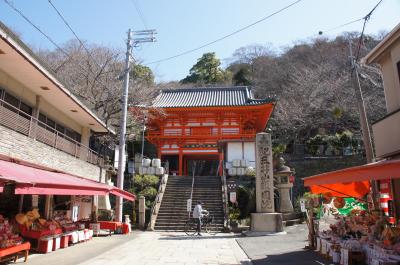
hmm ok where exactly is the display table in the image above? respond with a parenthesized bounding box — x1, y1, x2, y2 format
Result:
(98, 221, 122, 233)
(0, 242, 31, 263)
(20, 225, 62, 239)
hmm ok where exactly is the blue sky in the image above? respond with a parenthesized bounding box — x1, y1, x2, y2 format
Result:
(1, 0, 399, 82)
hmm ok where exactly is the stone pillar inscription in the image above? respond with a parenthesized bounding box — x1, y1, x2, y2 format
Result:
(256, 132, 274, 213)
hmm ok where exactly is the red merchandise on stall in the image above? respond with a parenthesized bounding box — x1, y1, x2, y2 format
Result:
(37, 237, 53, 254)
(122, 223, 130, 234)
(19, 225, 62, 240)
(98, 221, 122, 232)
(0, 242, 30, 263)
(60, 235, 69, 249)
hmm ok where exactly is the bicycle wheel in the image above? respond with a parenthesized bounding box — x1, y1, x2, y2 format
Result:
(184, 218, 197, 236)
(204, 215, 218, 235)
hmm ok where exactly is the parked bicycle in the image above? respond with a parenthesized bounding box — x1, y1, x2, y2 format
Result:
(184, 212, 218, 236)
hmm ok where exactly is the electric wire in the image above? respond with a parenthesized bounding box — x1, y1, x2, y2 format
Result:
(321, 17, 365, 34)
(3, 0, 68, 57)
(354, 0, 384, 61)
(4, 0, 117, 94)
(145, 0, 303, 65)
(130, 0, 148, 29)
(47, 0, 99, 67)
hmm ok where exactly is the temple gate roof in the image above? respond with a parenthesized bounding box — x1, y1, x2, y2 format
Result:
(151, 86, 275, 108)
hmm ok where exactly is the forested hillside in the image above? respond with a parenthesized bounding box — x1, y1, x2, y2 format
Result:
(36, 32, 387, 148)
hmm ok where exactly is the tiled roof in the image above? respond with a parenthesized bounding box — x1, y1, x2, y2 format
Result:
(151, 86, 275, 108)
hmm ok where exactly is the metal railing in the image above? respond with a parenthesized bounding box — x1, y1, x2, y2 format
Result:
(188, 163, 196, 218)
(219, 160, 229, 229)
(0, 99, 103, 165)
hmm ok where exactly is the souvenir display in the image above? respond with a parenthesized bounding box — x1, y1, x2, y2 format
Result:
(0, 215, 23, 249)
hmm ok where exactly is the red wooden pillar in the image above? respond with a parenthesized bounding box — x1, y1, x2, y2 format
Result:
(218, 151, 224, 176)
(157, 149, 161, 159)
(183, 156, 187, 176)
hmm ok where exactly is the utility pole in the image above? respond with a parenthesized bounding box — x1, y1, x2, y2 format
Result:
(348, 39, 378, 207)
(115, 29, 156, 223)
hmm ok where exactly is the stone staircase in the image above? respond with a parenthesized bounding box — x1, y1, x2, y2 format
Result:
(154, 175, 225, 231)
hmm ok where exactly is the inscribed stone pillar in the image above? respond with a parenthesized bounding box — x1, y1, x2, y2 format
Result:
(250, 132, 283, 233)
(138, 196, 146, 229)
(255, 132, 275, 213)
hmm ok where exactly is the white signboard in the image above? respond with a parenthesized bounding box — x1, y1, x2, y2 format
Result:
(230, 192, 237, 203)
(300, 199, 306, 212)
(72, 205, 79, 222)
(187, 199, 192, 212)
(32, 195, 39, 208)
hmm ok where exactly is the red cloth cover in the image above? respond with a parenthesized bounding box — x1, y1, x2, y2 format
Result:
(0, 242, 30, 257)
(98, 221, 122, 231)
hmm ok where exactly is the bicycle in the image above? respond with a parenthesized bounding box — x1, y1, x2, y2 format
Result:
(184, 213, 218, 236)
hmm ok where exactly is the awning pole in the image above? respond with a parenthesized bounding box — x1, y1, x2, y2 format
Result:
(18, 194, 24, 213)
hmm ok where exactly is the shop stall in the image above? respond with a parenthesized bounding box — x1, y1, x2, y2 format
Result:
(303, 159, 400, 264)
(0, 158, 135, 257)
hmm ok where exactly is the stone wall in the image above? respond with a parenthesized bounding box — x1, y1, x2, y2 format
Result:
(286, 154, 367, 207)
(0, 124, 105, 181)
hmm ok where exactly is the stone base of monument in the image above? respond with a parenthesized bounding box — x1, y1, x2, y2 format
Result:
(247, 213, 284, 235)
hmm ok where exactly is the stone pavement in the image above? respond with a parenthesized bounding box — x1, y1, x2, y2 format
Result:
(79, 232, 252, 265)
(236, 224, 330, 265)
(21, 234, 134, 265)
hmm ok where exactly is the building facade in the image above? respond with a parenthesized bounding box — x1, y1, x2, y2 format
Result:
(364, 22, 400, 220)
(0, 22, 123, 219)
(140, 87, 275, 176)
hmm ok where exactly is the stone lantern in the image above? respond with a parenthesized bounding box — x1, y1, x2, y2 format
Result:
(275, 158, 294, 213)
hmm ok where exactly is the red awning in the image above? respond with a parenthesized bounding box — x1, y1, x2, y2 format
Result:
(303, 159, 400, 197)
(0, 160, 135, 201)
(309, 181, 370, 198)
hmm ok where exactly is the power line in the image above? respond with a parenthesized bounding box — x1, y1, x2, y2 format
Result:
(3, 0, 68, 57)
(4, 0, 116, 92)
(145, 0, 303, 65)
(130, 0, 148, 29)
(47, 0, 94, 60)
(354, 0, 384, 61)
(321, 17, 365, 34)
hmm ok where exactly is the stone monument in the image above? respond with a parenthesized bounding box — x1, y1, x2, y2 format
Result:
(250, 132, 283, 233)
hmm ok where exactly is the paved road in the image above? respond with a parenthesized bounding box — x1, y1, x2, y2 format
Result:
(236, 224, 330, 265)
(19, 225, 330, 265)
(79, 232, 251, 265)
(22, 234, 134, 265)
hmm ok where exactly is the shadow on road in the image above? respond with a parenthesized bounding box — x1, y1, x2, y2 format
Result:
(158, 233, 242, 240)
(251, 250, 330, 265)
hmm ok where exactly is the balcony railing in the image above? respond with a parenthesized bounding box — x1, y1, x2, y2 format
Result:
(0, 98, 102, 165)
(150, 127, 256, 138)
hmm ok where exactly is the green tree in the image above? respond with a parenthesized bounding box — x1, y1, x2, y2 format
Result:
(181, 52, 231, 84)
(233, 67, 252, 86)
(130, 64, 155, 86)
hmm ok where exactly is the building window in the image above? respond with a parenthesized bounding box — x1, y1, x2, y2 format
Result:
(38, 112, 81, 144)
(0, 90, 32, 118)
(397, 61, 400, 85)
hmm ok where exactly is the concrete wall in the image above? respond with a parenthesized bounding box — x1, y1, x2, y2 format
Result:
(376, 40, 400, 113)
(0, 124, 105, 181)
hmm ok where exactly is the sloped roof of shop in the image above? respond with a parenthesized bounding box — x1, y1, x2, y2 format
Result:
(0, 21, 114, 134)
(151, 86, 275, 108)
